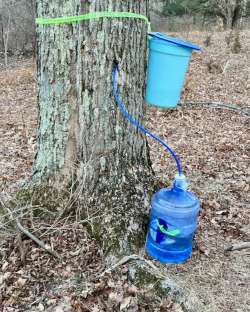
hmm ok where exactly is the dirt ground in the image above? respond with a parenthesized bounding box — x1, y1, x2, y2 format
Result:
(0, 31, 249, 312)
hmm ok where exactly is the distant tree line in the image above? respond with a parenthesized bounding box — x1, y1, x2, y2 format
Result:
(162, 0, 250, 29)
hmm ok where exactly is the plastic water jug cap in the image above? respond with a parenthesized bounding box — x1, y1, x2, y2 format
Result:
(148, 32, 201, 51)
(174, 173, 188, 191)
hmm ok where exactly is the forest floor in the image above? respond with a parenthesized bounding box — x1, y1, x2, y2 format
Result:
(0, 31, 249, 312)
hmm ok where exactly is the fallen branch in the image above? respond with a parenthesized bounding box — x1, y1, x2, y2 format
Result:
(225, 241, 250, 252)
(180, 101, 250, 117)
(16, 220, 62, 260)
(0, 201, 61, 260)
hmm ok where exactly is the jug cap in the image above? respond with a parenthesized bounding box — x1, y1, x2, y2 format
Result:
(174, 173, 188, 191)
(148, 32, 201, 51)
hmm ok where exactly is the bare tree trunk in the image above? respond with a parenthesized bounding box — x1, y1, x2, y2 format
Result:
(234, 0, 247, 28)
(3, 13, 10, 66)
(34, 0, 153, 256)
(213, 0, 247, 29)
(0, 15, 4, 52)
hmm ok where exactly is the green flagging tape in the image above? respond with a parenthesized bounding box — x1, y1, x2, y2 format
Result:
(36, 11, 151, 31)
(156, 220, 180, 237)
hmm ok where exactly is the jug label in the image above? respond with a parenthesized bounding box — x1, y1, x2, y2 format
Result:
(150, 218, 180, 244)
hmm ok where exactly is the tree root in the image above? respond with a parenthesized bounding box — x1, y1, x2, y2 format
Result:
(101, 254, 163, 277)
(179, 101, 250, 117)
(102, 254, 206, 312)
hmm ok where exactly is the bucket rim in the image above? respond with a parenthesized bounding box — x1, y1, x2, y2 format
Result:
(148, 32, 201, 51)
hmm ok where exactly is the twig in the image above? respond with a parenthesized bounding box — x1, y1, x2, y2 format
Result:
(222, 59, 230, 74)
(225, 241, 250, 252)
(1, 201, 61, 260)
(16, 229, 26, 263)
(180, 101, 250, 117)
(16, 220, 62, 260)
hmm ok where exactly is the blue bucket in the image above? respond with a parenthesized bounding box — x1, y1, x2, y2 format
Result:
(146, 32, 201, 109)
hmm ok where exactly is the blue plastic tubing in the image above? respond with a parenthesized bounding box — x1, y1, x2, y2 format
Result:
(112, 63, 182, 175)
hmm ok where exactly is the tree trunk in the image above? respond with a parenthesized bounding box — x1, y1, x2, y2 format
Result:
(34, 0, 153, 257)
(232, 0, 247, 29)
(214, 0, 246, 30)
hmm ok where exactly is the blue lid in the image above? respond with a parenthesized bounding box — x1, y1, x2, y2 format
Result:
(148, 32, 201, 51)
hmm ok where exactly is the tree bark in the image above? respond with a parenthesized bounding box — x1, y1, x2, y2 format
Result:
(34, 0, 153, 257)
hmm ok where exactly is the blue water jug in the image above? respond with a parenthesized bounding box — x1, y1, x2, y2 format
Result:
(145, 174, 200, 263)
(146, 33, 201, 109)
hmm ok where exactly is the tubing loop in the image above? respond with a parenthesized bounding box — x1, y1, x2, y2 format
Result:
(112, 64, 182, 175)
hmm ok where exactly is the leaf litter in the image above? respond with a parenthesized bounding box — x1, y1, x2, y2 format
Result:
(0, 31, 250, 312)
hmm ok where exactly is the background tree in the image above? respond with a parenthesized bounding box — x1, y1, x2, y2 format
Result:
(162, 0, 249, 29)
(163, 0, 208, 17)
(0, 0, 36, 57)
(210, 0, 248, 29)
(0, 8, 10, 65)
(33, 0, 153, 258)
